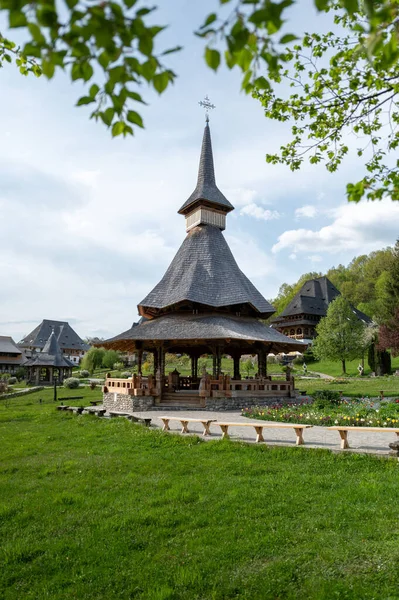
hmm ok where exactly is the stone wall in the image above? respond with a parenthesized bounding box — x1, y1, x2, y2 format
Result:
(205, 396, 296, 411)
(103, 393, 155, 412)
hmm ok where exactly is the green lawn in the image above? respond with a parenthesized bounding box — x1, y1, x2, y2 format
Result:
(1, 396, 399, 599)
(295, 376, 399, 398)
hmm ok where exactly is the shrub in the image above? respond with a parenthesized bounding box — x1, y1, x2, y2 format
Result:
(15, 367, 26, 381)
(0, 381, 9, 394)
(113, 362, 124, 371)
(79, 369, 90, 378)
(89, 381, 97, 390)
(303, 347, 317, 364)
(63, 377, 80, 389)
(312, 389, 341, 409)
(293, 356, 304, 366)
(121, 371, 132, 378)
(0, 373, 10, 381)
(8, 377, 17, 385)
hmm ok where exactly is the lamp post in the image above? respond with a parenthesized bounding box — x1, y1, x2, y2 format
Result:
(53, 375, 58, 403)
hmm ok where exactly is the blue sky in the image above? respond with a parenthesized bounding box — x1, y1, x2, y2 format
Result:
(1, 0, 398, 342)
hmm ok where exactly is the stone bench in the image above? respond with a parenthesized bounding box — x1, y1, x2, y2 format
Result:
(56, 405, 70, 411)
(129, 415, 152, 427)
(66, 406, 84, 414)
(215, 422, 313, 445)
(328, 426, 399, 449)
(160, 416, 217, 436)
(89, 400, 102, 406)
(83, 407, 106, 416)
(108, 411, 151, 427)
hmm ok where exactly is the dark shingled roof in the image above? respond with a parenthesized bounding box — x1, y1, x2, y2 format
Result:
(24, 331, 75, 368)
(0, 336, 26, 366)
(273, 276, 372, 323)
(104, 313, 306, 353)
(178, 123, 234, 215)
(19, 319, 90, 351)
(138, 224, 275, 318)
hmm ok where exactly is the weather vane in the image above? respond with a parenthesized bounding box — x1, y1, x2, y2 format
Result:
(199, 95, 215, 122)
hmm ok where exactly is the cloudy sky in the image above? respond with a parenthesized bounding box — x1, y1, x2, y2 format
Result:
(1, 0, 398, 342)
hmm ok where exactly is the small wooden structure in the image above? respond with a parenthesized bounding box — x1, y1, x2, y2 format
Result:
(101, 120, 305, 408)
(24, 331, 74, 385)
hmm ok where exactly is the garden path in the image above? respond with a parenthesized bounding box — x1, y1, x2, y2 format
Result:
(132, 409, 397, 457)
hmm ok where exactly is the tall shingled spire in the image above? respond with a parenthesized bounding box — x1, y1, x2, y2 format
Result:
(178, 122, 234, 217)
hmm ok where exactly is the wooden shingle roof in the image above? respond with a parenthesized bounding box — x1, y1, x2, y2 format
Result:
(19, 320, 89, 351)
(178, 122, 234, 215)
(105, 313, 306, 353)
(24, 331, 75, 368)
(138, 224, 275, 318)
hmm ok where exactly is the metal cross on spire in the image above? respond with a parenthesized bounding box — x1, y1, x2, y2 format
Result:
(199, 95, 215, 122)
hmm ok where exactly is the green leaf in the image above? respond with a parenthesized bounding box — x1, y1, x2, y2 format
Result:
(153, 72, 169, 94)
(126, 90, 146, 104)
(65, 0, 79, 9)
(102, 107, 115, 126)
(89, 84, 100, 98)
(71, 63, 82, 81)
(254, 76, 270, 90)
(127, 110, 144, 127)
(138, 35, 153, 57)
(205, 47, 221, 71)
(342, 0, 359, 15)
(41, 59, 55, 79)
(23, 43, 41, 58)
(28, 23, 46, 45)
(123, 0, 137, 7)
(81, 62, 94, 82)
(76, 96, 94, 106)
(9, 10, 27, 28)
(279, 34, 298, 44)
(314, 0, 329, 10)
(203, 13, 217, 27)
(37, 6, 58, 27)
(112, 121, 125, 137)
(98, 52, 110, 70)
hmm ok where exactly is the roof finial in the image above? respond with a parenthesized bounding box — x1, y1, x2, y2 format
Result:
(199, 95, 215, 122)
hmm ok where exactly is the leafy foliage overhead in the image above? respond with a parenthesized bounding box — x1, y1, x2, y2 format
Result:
(0, 0, 397, 200)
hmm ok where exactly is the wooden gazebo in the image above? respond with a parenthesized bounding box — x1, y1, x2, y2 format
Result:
(25, 331, 74, 386)
(102, 120, 305, 409)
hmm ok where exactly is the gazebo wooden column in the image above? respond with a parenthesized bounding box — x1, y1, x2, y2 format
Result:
(137, 349, 143, 375)
(258, 348, 267, 377)
(232, 352, 241, 379)
(211, 346, 222, 378)
(191, 354, 199, 379)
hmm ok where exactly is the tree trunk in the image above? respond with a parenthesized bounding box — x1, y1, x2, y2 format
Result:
(342, 359, 346, 374)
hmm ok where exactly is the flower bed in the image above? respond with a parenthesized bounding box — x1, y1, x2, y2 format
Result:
(243, 397, 399, 428)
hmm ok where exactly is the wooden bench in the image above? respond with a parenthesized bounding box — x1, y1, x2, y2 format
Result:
(59, 396, 84, 401)
(329, 426, 399, 449)
(160, 416, 217, 436)
(215, 422, 313, 445)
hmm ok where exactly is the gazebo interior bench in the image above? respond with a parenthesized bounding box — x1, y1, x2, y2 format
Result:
(160, 416, 217, 436)
(215, 422, 313, 445)
(328, 426, 399, 449)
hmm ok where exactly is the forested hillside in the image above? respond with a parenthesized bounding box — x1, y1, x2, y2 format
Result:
(271, 242, 398, 323)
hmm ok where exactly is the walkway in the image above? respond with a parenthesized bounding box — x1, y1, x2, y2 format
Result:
(131, 409, 397, 457)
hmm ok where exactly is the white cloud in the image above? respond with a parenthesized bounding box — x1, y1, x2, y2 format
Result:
(295, 205, 318, 219)
(273, 200, 399, 255)
(240, 203, 281, 221)
(307, 254, 323, 263)
(289, 253, 297, 260)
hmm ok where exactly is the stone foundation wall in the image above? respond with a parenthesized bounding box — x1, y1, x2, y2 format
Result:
(103, 393, 155, 412)
(205, 396, 296, 411)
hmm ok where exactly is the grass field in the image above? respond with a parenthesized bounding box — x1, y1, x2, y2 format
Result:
(1, 395, 399, 599)
(295, 376, 399, 398)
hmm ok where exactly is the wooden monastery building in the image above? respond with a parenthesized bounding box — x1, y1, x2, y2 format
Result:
(19, 319, 89, 365)
(0, 336, 26, 374)
(271, 276, 372, 344)
(102, 119, 305, 411)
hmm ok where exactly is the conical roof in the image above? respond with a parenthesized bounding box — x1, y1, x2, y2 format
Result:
(138, 224, 275, 318)
(24, 331, 74, 368)
(178, 122, 234, 215)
